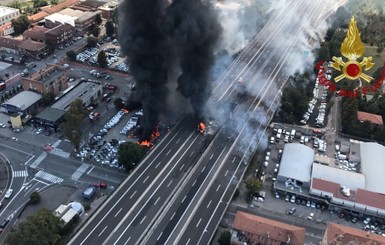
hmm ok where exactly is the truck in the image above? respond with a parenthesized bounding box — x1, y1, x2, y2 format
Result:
(0, 82, 5, 91)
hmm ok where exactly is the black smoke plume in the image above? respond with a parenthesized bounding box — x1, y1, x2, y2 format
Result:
(165, 0, 222, 119)
(118, 0, 171, 139)
(119, 0, 221, 138)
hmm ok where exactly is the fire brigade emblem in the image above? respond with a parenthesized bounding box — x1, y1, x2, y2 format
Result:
(331, 16, 374, 83)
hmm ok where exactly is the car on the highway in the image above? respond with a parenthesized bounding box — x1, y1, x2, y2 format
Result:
(307, 212, 314, 220)
(4, 189, 13, 198)
(0, 219, 9, 228)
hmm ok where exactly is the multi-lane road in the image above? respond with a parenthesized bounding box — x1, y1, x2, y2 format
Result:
(69, 1, 346, 244)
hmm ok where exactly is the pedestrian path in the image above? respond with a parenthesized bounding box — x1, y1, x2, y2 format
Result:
(29, 152, 47, 169)
(50, 148, 71, 158)
(71, 163, 90, 181)
(35, 170, 63, 184)
(12, 170, 28, 178)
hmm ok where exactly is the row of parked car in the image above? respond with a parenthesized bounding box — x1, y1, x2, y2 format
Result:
(116, 62, 129, 73)
(93, 139, 123, 169)
(120, 110, 143, 135)
(76, 47, 99, 63)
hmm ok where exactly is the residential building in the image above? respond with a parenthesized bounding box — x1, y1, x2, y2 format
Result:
(18, 39, 48, 59)
(357, 111, 384, 125)
(321, 223, 385, 245)
(75, 11, 101, 34)
(0, 7, 20, 26)
(45, 13, 76, 28)
(22, 64, 68, 96)
(28, 11, 49, 24)
(0, 22, 15, 36)
(22, 26, 49, 43)
(41, 0, 79, 14)
(0, 36, 21, 54)
(45, 24, 75, 48)
(72, 0, 106, 12)
(231, 211, 305, 245)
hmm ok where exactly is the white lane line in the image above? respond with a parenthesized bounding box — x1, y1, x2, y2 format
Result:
(192, 180, 197, 187)
(154, 196, 160, 205)
(86, 166, 95, 175)
(166, 149, 171, 156)
(114, 208, 122, 218)
(182, 195, 186, 203)
(187, 238, 190, 245)
(232, 157, 236, 163)
(155, 161, 161, 169)
(189, 151, 194, 157)
(176, 138, 181, 144)
(157, 232, 163, 241)
(207, 200, 212, 209)
(139, 216, 146, 225)
(196, 218, 202, 228)
(201, 166, 206, 173)
(124, 237, 131, 245)
(216, 184, 221, 192)
(99, 226, 108, 237)
(224, 170, 229, 177)
(129, 190, 137, 199)
(170, 212, 176, 221)
(179, 164, 184, 171)
(143, 175, 149, 183)
(167, 179, 173, 188)
(210, 154, 214, 160)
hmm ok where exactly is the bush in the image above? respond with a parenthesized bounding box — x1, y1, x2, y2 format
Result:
(83, 203, 91, 211)
(29, 191, 41, 205)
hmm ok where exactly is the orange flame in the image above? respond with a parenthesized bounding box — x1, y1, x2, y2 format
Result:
(198, 122, 206, 134)
(138, 140, 151, 147)
(122, 109, 129, 113)
(151, 125, 161, 140)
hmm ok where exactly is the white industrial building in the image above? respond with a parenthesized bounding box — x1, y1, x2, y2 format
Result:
(360, 142, 385, 195)
(0, 7, 20, 26)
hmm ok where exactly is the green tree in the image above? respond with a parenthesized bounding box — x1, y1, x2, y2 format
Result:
(218, 230, 231, 245)
(118, 142, 144, 172)
(41, 92, 55, 106)
(33, 0, 48, 8)
(62, 99, 87, 151)
(7, 1, 22, 11)
(51, 0, 59, 4)
(66, 50, 77, 61)
(105, 20, 115, 37)
(87, 36, 98, 48)
(11, 15, 30, 35)
(29, 191, 41, 204)
(113, 98, 124, 109)
(376, 45, 384, 54)
(6, 209, 63, 245)
(245, 177, 262, 196)
(97, 50, 108, 68)
(95, 13, 102, 25)
(90, 26, 100, 37)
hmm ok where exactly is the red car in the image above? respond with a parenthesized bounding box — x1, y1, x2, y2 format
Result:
(100, 181, 107, 189)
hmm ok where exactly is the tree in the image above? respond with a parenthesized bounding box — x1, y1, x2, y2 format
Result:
(41, 92, 55, 106)
(90, 26, 100, 37)
(11, 15, 30, 35)
(245, 178, 262, 196)
(114, 98, 124, 109)
(62, 99, 87, 151)
(105, 20, 115, 37)
(87, 36, 98, 48)
(97, 50, 108, 68)
(51, 0, 59, 4)
(29, 191, 41, 204)
(118, 142, 144, 172)
(33, 0, 48, 8)
(95, 13, 102, 25)
(6, 209, 63, 245)
(7, 1, 22, 11)
(66, 50, 77, 61)
(376, 45, 384, 54)
(218, 230, 231, 245)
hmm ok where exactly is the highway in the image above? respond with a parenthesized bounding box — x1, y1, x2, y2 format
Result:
(68, 1, 346, 244)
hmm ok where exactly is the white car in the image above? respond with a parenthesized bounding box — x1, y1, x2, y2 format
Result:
(5, 189, 13, 199)
(307, 212, 314, 220)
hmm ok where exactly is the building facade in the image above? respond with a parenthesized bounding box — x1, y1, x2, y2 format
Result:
(45, 24, 75, 48)
(0, 7, 20, 26)
(0, 22, 15, 36)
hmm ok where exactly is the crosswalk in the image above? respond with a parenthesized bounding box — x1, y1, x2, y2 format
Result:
(35, 170, 63, 184)
(50, 148, 71, 159)
(12, 170, 28, 178)
(30, 152, 48, 169)
(51, 140, 62, 148)
(71, 163, 90, 181)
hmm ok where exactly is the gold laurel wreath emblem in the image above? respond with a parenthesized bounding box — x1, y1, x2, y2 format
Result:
(331, 16, 374, 83)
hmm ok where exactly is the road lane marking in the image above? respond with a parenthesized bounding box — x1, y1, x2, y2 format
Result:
(114, 208, 122, 218)
(187, 238, 190, 245)
(210, 154, 214, 160)
(192, 180, 196, 186)
(143, 175, 149, 183)
(167, 179, 173, 188)
(176, 138, 181, 144)
(170, 212, 176, 221)
(129, 190, 137, 199)
(232, 157, 236, 163)
(157, 232, 163, 241)
(139, 216, 146, 224)
(189, 151, 194, 157)
(155, 161, 161, 169)
(86, 166, 95, 175)
(166, 149, 171, 156)
(224, 170, 228, 177)
(196, 218, 202, 227)
(179, 164, 184, 171)
(154, 197, 160, 205)
(216, 184, 221, 192)
(99, 226, 108, 237)
(201, 166, 206, 173)
(124, 237, 131, 245)
(207, 200, 212, 208)
(182, 195, 186, 203)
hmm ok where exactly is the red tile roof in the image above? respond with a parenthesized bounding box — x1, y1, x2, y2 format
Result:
(322, 223, 385, 245)
(0, 22, 13, 35)
(0, 36, 21, 49)
(28, 12, 49, 23)
(19, 39, 47, 52)
(232, 211, 305, 245)
(43, 0, 80, 14)
(357, 111, 384, 125)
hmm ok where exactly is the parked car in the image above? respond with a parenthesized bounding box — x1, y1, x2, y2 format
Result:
(307, 212, 314, 220)
(288, 207, 296, 215)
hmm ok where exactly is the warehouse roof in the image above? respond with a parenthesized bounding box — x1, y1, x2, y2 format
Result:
(360, 142, 385, 195)
(278, 143, 314, 183)
(1, 91, 42, 111)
